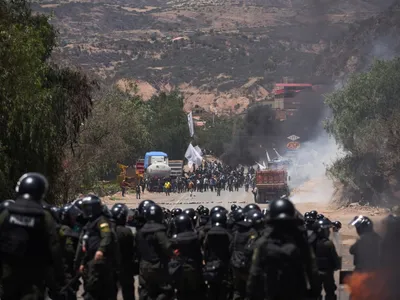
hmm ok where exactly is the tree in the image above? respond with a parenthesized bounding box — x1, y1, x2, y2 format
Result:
(145, 91, 190, 159)
(0, 0, 95, 202)
(60, 88, 151, 199)
(325, 58, 400, 205)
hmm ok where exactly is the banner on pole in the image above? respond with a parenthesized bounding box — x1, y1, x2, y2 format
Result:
(187, 111, 194, 137)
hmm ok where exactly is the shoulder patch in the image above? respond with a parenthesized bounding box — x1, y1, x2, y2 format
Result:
(100, 223, 109, 228)
(100, 222, 110, 232)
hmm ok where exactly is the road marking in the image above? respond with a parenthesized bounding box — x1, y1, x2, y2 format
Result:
(170, 192, 189, 209)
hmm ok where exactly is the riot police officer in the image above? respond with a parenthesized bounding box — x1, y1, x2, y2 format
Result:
(349, 215, 381, 272)
(136, 204, 174, 300)
(242, 204, 261, 214)
(77, 194, 117, 300)
(170, 214, 205, 300)
(136, 200, 155, 230)
(59, 203, 84, 300)
(0, 173, 65, 300)
(111, 203, 135, 300)
(247, 198, 319, 300)
(313, 218, 341, 300)
(183, 208, 198, 228)
(203, 212, 232, 300)
(230, 209, 258, 300)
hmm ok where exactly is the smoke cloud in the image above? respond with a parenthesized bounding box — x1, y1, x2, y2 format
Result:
(288, 127, 344, 204)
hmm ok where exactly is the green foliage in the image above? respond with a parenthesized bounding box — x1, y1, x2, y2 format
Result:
(62, 88, 191, 199)
(145, 91, 190, 159)
(325, 58, 400, 205)
(60, 88, 151, 199)
(0, 0, 95, 202)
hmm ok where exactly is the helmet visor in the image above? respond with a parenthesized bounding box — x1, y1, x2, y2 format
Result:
(348, 215, 364, 229)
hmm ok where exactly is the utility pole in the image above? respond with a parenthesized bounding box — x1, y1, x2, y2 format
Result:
(232, 109, 237, 137)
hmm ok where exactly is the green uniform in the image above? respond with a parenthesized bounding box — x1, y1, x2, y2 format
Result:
(247, 229, 320, 300)
(77, 215, 117, 300)
(115, 225, 135, 300)
(0, 198, 65, 300)
(59, 224, 81, 299)
(136, 222, 174, 300)
(314, 237, 341, 300)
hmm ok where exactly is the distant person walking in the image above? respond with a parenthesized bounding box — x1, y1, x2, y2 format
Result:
(164, 180, 171, 196)
(252, 187, 258, 202)
(136, 184, 141, 199)
(121, 178, 130, 197)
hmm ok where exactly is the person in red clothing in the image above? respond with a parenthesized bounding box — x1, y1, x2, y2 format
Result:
(120, 178, 130, 197)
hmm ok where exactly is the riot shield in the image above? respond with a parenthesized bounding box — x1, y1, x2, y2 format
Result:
(331, 231, 342, 258)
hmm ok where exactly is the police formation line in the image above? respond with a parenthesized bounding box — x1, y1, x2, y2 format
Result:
(0, 172, 388, 300)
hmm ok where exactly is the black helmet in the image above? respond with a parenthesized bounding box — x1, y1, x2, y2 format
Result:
(0, 200, 15, 212)
(245, 210, 264, 227)
(304, 211, 311, 218)
(172, 208, 183, 217)
(60, 204, 83, 226)
(305, 215, 315, 230)
(211, 212, 227, 227)
(232, 208, 245, 222)
(332, 221, 342, 232)
(349, 215, 373, 235)
(184, 208, 197, 222)
(316, 214, 325, 220)
(15, 172, 48, 201)
(73, 198, 84, 210)
(138, 200, 155, 216)
(243, 203, 261, 213)
(111, 203, 129, 226)
(127, 208, 139, 226)
(201, 207, 210, 216)
(231, 204, 238, 212)
(50, 206, 61, 222)
(309, 210, 318, 219)
(210, 206, 226, 216)
(174, 213, 193, 233)
(81, 194, 103, 220)
(196, 205, 204, 213)
(145, 204, 163, 223)
(102, 205, 113, 219)
(314, 218, 332, 238)
(162, 207, 171, 218)
(268, 198, 296, 222)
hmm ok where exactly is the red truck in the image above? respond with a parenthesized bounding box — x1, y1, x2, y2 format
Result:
(255, 169, 290, 203)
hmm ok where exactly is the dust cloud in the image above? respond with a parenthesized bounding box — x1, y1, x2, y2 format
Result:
(288, 128, 343, 204)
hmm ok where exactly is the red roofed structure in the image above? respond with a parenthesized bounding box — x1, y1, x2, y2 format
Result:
(272, 82, 313, 112)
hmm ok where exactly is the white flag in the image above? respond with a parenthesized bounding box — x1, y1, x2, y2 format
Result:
(194, 146, 203, 156)
(187, 111, 194, 137)
(185, 143, 202, 166)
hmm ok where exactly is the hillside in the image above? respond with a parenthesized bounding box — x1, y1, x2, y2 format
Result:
(318, 1, 400, 77)
(33, 0, 397, 112)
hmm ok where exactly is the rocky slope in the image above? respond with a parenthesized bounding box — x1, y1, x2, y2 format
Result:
(318, 1, 400, 77)
(33, 0, 398, 112)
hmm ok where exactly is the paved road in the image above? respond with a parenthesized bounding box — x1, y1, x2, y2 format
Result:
(104, 187, 256, 210)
